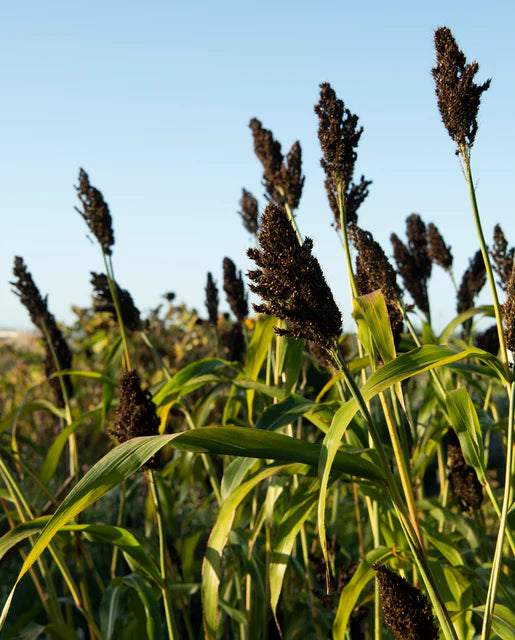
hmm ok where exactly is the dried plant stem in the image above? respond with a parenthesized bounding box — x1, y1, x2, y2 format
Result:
(481, 381, 515, 639)
(148, 469, 179, 640)
(462, 155, 508, 370)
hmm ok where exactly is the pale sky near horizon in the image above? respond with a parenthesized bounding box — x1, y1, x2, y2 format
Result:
(2, 1, 515, 334)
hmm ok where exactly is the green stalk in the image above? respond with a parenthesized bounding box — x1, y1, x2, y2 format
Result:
(103, 253, 132, 371)
(140, 330, 172, 378)
(402, 303, 515, 554)
(336, 186, 358, 298)
(330, 347, 458, 640)
(283, 199, 302, 245)
(462, 152, 508, 371)
(480, 381, 515, 639)
(40, 322, 78, 479)
(148, 469, 179, 640)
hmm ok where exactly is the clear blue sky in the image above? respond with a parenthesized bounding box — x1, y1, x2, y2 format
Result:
(2, 1, 515, 333)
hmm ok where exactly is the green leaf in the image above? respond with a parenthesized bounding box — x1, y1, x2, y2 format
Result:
(202, 464, 288, 640)
(445, 388, 487, 484)
(438, 306, 494, 345)
(473, 604, 515, 638)
(153, 358, 230, 407)
(254, 395, 318, 431)
(100, 584, 125, 640)
(243, 314, 278, 421)
(121, 574, 161, 640)
(269, 478, 318, 619)
(352, 290, 396, 363)
(50, 369, 117, 386)
(0, 401, 65, 435)
(0, 518, 163, 587)
(220, 457, 257, 502)
(39, 409, 101, 485)
(244, 314, 277, 381)
(0, 425, 384, 631)
(333, 547, 394, 638)
(421, 522, 464, 566)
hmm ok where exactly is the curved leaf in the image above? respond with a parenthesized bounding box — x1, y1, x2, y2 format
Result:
(202, 464, 288, 640)
(269, 478, 318, 620)
(333, 547, 394, 638)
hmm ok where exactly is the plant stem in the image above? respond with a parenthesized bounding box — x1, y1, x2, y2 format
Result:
(148, 469, 179, 640)
(480, 381, 515, 639)
(462, 153, 508, 371)
(103, 253, 132, 371)
(330, 347, 458, 640)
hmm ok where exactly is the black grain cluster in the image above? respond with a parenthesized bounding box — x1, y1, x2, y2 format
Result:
(12, 257, 73, 407)
(432, 26, 491, 153)
(239, 188, 259, 236)
(248, 204, 342, 348)
(314, 82, 371, 228)
(75, 168, 115, 255)
(223, 258, 248, 322)
(391, 214, 432, 316)
(447, 429, 483, 511)
(457, 250, 486, 315)
(90, 272, 141, 332)
(374, 564, 438, 640)
(249, 118, 304, 211)
(491, 224, 513, 291)
(350, 224, 403, 348)
(426, 223, 453, 272)
(205, 272, 219, 325)
(110, 369, 160, 469)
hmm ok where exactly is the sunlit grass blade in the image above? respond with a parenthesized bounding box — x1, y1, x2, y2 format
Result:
(445, 387, 488, 484)
(269, 477, 318, 623)
(202, 464, 290, 640)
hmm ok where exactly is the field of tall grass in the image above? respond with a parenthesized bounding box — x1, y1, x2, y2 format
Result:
(1, 27, 514, 639)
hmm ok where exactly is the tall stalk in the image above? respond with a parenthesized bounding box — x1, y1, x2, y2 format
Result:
(330, 347, 458, 640)
(480, 381, 515, 639)
(461, 152, 508, 371)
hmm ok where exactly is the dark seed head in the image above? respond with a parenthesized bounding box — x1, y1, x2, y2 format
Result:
(502, 268, 515, 353)
(314, 82, 371, 228)
(248, 203, 342, 349)
(374, 564, 439, 640)
(457, 250, 486, 315)
(391, 222, 430, 317)
(426, 223, 453, 272)
(75, 168, 115, 255)
(110, 369, 161, 469)
(491, 224, 514, 291)
(350, 224, 403, 348)
(249, 118, 304, 211)
(220, 322, 245, 363)
(474, 325, 499, 356)
(223, 258, 248, 322)
(447, 429, 483, 510)
(239, 189, 259, 236)
(11, 257, 74, 407)
(432, 26, 491, 153)
(205, 272, 219, 325)
(90, 272, 141, 333)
